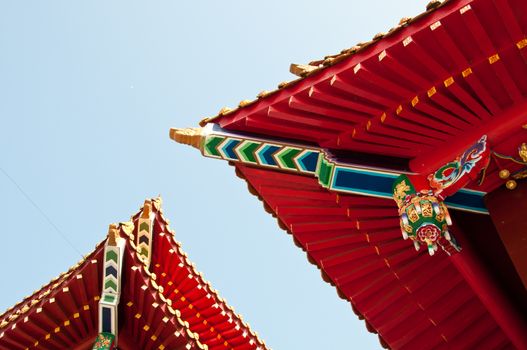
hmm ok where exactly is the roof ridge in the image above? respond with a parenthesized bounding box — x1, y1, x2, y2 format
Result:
(124, 227, 208, 350)
(197, 0, 451, 128)
(152, 204, 269, 349)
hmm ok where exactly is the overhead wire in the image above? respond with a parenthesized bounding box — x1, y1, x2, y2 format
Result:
(0, 166, 83, 257)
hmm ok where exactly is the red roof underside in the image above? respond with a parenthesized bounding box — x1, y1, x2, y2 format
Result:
(0, 246, 102, 350)
(147, 210, 264, 350)
(0, 203, 265, 350)
(211, 0, 527, 193)
(235, 164, 513, 350)
(0, 244, 200, 350)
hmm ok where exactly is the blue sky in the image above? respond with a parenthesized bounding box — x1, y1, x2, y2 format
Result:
(0, 1, 425, 348)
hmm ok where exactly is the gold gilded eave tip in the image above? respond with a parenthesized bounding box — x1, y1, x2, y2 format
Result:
(107, 224, 119, 246)
(169, 127, 204, 151)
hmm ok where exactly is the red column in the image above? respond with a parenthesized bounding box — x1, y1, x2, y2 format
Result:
(450, 224, 527, 350)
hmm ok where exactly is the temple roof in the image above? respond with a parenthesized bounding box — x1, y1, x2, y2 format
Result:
(231, 164, 523, 349)
(194, 0, 527, 194)
(171, 0, 527, 348)
(0, 198, 267, 350)
(199, 0, 451, 127)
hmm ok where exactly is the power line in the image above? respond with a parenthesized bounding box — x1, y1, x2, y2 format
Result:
(0, 167, 83, 257)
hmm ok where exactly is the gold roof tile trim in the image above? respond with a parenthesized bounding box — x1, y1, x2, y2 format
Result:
(125, 234, 207, 350)
(197, 0, 451, 128)
(107, 223, 119, 246)
(117, 198, 268, 349)
(238, 99, 254, 108)
(289, 63, 320, 78)
(152, 203, 269, 349)
(169, 127, 204, 151)
(0, 241, 105, 329)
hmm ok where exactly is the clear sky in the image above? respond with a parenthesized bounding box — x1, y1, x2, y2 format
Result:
(1, 1, 425, 349)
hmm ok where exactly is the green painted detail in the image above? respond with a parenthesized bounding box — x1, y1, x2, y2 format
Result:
(140, 247, 149, 257)
(277, 148, 301, 169)
(204, 136, 224, 157)
(103, 294, 116, 303)
(104, 279, 117, 292)
(317, 158, 334, 188)
(237, 141, 259, 163)
(105, 250, 118, 264)
(139, 222, 150, 232)
(392, 174, 458, 255)
(92, 332, 115, 350)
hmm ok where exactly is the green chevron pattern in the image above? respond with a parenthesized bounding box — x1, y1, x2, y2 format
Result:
(105, 250, 118, 264)
(104, 279, 117, 291)
(235, 140, 259, 163)
(201, 134, 320, 175)
(274, 147, 302, 170)
(137, 215, 153, 267)
(204, 136, 224, 158)
(98, 238, 124, 341)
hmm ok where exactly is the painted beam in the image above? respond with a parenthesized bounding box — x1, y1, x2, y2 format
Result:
(136, 200, 154, 268)
(170, 124, 488, 214)
(95, 225, 126, 348)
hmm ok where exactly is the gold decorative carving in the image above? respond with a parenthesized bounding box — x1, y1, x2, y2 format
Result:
(499, 169, 510, 179)
(169, 127, 204, 150)
(290, 63, 319, 77)
(394, 180, 410, 207)
(421, 201, 433, 217)
(506, 179, 517, 190)
(408, 206, 419, 223)
(519, 143, 527, 162)
(107, 224, 119, 246)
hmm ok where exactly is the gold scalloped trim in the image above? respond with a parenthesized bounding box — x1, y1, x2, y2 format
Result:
(152, 202, 269, 349)
(125, 198, 268, 349)
(197, 0, 450, 129)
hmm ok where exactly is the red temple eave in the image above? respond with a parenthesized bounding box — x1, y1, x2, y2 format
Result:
(0, 199, 269, 350)
(200, 0, 527, 178)
(203, 0, 470, 129)
(130, 204, 267, 350)
(0, 245, 103, 349)
(169, 0, 527, 347)
(121, 237, 205, 350)
(231, 164, 527, 349)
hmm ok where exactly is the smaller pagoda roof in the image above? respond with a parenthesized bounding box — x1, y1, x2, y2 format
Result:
(0, 198, 267, 350)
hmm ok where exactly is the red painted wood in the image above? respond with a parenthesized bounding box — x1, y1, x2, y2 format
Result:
(205, 0, 527, 192)
(234, 163, 516, 349)
(486, 182, 527, 289)
(449, 227, 527, 349)
(410, 98, 527, 174)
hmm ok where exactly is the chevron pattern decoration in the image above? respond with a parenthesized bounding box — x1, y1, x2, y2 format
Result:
(196, 130, 489, 215)
(136, 200, 154, 268)
(203, 134, 320, 174)
(96, 225, 125, 346)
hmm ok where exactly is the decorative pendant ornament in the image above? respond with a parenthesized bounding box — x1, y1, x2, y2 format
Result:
(392, 135, 490, 255)
(393, 175, 456, 255)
